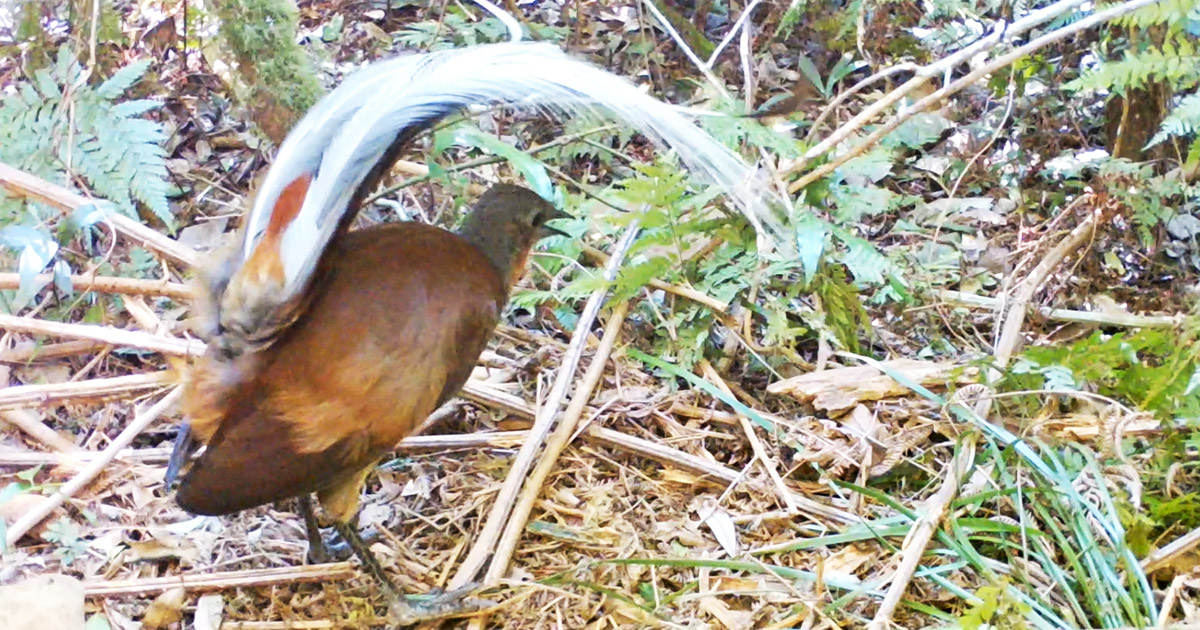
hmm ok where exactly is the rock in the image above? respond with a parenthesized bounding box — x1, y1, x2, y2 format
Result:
(0, 573, 84, 630)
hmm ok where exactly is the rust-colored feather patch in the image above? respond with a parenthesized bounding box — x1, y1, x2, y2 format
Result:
(266, 173, 313, 240)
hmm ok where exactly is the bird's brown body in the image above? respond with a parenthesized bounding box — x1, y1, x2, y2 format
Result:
(176, 186, 552, 527)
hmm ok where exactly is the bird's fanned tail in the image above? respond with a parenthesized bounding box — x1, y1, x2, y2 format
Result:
(217, 41, 786, 355)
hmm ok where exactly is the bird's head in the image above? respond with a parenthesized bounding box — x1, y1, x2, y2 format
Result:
(458, 184, 569, 287)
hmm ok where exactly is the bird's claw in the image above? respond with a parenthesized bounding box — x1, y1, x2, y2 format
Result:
(387, 582, 495, 626)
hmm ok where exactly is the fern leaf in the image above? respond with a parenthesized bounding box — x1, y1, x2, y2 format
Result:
(97, 59, 151, 99)
(1148, 90, 1200, 147)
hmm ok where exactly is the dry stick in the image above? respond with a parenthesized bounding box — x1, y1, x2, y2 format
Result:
(1, 339, 110, 363)
(449, 222, 642, 590)
(704, 0, 765, 67)
(0, 372, 172, 412)
(788, 0, 1160, 193)
(992, 207, 1098, 371)
(483, 300, 631, 592)
(84, 562, 355, 597)
(0, 272, 191, 300)
(0, 419, 858, 525)
(4, 387, 181, 547)
(803, 63, 919, 144)
(698, 359, 798, 514)
(363, 124, 619, 205)
(0, 409, 81, 453)
(0, 161, 198, 268)
(936, 289, 1180, 329)
(866, 439, 975, 630)
(784, 0, 1089, 178)
(0, 313, 203, 357)
(1143, 525, 1200, 575)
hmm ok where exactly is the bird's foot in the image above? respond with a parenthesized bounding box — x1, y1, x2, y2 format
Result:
(387, 583, 495, 626)
(306, 525, 380, 564)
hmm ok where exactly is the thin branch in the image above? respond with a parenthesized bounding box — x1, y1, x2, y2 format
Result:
(483, 300, 631, 592)
(0, 313, 203, 357)
(699, 359, 797, 514)
(1, 340, 111, 363)
(867, 438, 974, 630)
(0, 272, 191, 300)
(787, 0, 1160, 192)
(0, 161, 199, 267)
(935, 289, 1180, 328)
(787, 0, 1090, 176)
(0, 372, 172, 412)
(992, 205, 1098, 370)
(84, 562, 355, 597)
(580, 245, 728, 312)
(364, 125, 619, 206)
(639, 0, 729, 98)
(704, 0, 765, 68)
(5, 388, 181, 547)
(0, 408, 82, 453)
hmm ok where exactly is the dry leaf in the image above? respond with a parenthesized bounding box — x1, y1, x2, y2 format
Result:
(824, 543, 874, 579)
(141, 587, 186, 629)
(126, 536, 195, 563)
(701, 507, 740, 557)
(193, 594, 224, 630)
(699, 598, 753, 630)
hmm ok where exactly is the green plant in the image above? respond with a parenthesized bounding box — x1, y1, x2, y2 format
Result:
(0, 47, 171, 310)
(43, 516, 88, 566)
(0, 48, 171, 225)
(1007, 327, 1200, 420)
(1065, 0, 1200, 165)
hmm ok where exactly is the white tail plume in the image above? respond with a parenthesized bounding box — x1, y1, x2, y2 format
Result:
(228, 42, 786, 341)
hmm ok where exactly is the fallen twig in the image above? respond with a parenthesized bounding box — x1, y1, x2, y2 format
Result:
(0, 313, 203, 357)
(0, 408, 82, 453)
(700, 359, 797, 514)
(786, 0, 1155, 192)
(936, 289, 1182, 329)
(5, 388, 181, 547)
(581, 245, 728, 312)
(84, 562, 355, 597)
(0, 272, 191, 300)
(866, 439, 974, 630)
(0, 339, 111, 363)
(993, 201, 1098, 371)
(0, 372, 172, 412)
(0, 161, 198, 267)
(482, 299, 631, 597)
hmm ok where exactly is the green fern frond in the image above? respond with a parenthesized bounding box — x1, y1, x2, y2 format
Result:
(1114, 0, 1199, 30)
(97, 59, 152, 99)
(1148, 91, 1200, 147)
(1067, 41, 1200, 93)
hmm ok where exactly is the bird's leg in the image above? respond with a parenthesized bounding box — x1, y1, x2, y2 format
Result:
(298, 495, 335, 564)
(297, 496, 381, 564)
(330, 521, 494, 625)
(331, 520, 400, 594)
(163, 422, 194, 487)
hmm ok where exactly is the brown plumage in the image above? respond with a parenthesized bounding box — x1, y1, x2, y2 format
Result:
(174, 184, 560, 621)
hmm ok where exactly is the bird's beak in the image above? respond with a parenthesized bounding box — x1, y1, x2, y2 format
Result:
(542, 207, 573, 237)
